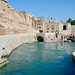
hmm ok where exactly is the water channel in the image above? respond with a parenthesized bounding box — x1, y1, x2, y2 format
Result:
(0, 42, 75, 75)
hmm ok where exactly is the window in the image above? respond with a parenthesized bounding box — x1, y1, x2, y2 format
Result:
(45, 20, 48, 23)
(37, 20, 41, 22)
(39, 27, 41, 29)
(3, 9, 5, 11)
(51, 31, 54, 33)
(56, 34, 58, 38)
(39, 30, 43, 33)
(29, 16, 31, 20)
(51, 25, 54, 30)
(32, 23, 33, 26)
(55, 30, 58, 33)
(46, 25, 49, 30)
(46, 31, 49, 33)
(64, 36, 65, 39)
(63, 25, 67, 30)
(41, 20, 43, 22)
(37, 27, 41, 29)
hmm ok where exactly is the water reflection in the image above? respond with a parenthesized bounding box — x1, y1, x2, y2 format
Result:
(0, 42, 75, 75)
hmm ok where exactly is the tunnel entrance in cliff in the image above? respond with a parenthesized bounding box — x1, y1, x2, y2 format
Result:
(37, 36, 44, 42)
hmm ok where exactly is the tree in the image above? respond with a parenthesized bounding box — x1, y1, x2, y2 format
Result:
(66, 18, 72, 23)
(71, 20, 75, 25)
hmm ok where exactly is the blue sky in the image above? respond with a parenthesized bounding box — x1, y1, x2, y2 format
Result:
(8, 0, 75, 22)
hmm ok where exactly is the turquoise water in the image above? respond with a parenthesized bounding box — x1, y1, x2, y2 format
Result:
(0, 42, 75, 75)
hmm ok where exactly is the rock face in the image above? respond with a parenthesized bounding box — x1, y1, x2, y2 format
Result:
(1, 0, 7, 3)
(0, 0, 33, 35)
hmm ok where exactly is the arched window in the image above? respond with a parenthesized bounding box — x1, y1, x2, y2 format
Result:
(63, 25, 67, 30)
(29, 16, 31, 20)
(46, 25, 49, 30)
(56, 34, 58, 38)
(51, 25, 54, 30)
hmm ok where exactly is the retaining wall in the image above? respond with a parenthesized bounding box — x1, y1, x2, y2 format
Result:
(0, 33, 37, 56)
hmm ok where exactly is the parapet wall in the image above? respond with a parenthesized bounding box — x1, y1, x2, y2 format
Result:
(0, 33, 37, 56)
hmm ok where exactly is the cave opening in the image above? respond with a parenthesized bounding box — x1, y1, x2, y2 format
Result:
(37, 36, 44, 42)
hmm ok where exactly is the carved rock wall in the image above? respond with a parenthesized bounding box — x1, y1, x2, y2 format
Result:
(0, 1, 33, 35)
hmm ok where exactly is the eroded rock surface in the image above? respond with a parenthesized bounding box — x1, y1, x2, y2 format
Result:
(0, 0, 33, 35)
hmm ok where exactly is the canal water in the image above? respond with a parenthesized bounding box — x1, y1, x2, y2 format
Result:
(0, 42, 75, 75)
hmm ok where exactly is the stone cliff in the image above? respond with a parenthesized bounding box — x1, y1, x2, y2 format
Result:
(0, 0, 7, 3)
(0, 0, 33, 35)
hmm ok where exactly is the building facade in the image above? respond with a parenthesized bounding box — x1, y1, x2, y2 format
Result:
(32, 17, 72, 42)
(20, 12, 74, 42)
(71, 25, 75, 36)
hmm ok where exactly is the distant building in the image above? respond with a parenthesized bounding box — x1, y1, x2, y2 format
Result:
(32, 17, 72, 41)
(71, 25, 75, 36)
(19, 11, 74, 42)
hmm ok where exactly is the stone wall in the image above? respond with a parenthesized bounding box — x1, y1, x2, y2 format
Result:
(71, 25, 75, 36)
(0, 1, 34, 34)
(0, 0, 7, 3)
(0, 33, 37, 56)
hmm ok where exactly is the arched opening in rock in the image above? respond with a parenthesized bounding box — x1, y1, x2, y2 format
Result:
(63, 25, 67, 30)
(37, 36, 44, 42)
